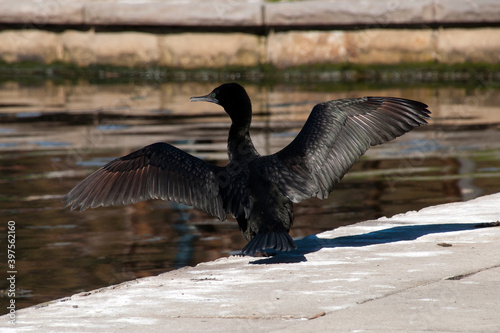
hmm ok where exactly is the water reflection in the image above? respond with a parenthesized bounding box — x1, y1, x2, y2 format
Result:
(1, 80, 500, 313)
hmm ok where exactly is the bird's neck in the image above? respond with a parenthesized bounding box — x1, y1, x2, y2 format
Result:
(228, 119, 258, 162)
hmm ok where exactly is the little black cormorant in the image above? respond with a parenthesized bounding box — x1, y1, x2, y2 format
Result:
(64, 83, 431, 255)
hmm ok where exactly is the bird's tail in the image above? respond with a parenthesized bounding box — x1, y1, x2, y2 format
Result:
(241, 231, 297, 256)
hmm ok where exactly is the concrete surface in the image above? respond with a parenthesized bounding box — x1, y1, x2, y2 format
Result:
(2, 192, 499, 332)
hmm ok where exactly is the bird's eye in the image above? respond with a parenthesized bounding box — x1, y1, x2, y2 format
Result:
(211, 92, 216, 98)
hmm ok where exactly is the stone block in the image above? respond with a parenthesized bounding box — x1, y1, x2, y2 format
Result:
(0, 1, 84, 25)
(93, 32, 160, 67)
(60, 30, 160, 67)
(437, 28, 500, 63)
(434, 0, 500, 23)
(159, 33, 262, 68)
(265, 0, 434, 26)
(267, 29, 435, 67)
(85, 1, 263, 26)
(349, 29, 435, 64)
(267, 31, 350, 68)
(0, 30, 61, 63)
(60, 30, 96, 66)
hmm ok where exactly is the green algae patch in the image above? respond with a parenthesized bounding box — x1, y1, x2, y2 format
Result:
(1, 60, 500, 86)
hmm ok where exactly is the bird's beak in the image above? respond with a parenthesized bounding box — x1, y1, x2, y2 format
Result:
(190, 93, 219, 105)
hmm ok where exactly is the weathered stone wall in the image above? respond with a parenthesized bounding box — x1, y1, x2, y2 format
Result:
(0, 0, 499, 68)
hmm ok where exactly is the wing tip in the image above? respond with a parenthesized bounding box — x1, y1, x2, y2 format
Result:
(62, 192, 92, 212)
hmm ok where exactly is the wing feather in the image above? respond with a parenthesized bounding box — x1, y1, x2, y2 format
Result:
(64, 142, 226, 220)
(255, 96, 430, 202)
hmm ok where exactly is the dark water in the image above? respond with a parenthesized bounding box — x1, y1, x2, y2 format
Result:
(1, 79, 500, 313)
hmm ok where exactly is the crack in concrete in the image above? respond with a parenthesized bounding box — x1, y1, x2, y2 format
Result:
(355, 263, 500, 307)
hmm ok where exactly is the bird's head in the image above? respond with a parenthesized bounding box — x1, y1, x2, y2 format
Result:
(190, 83, 252, 124)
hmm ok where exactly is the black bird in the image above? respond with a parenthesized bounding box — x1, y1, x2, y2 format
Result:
(64, 83, 430, 255)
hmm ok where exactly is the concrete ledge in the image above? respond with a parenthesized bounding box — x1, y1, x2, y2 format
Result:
(2, 193, 499, 331)
(0, 0, 499, 27)
(0, 1, 499, 68)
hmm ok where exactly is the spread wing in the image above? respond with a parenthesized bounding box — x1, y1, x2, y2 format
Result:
(254, 96, 431, 202)
(63, 142, 226, 220)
